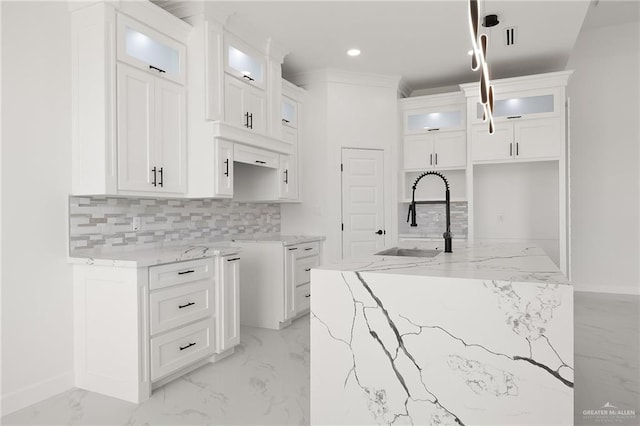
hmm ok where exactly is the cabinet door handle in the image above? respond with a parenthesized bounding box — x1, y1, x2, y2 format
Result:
(288, 247, 298, 251)
(305, 268, 311, 272)
(178, 270, 195, 275)
(227, 257, 240, 262)
(179, 342, 196, 351)
(507, 115, 522, 119)
(510, 143, 513, 157)
(244, 112, 250, 128)
(149, 65, 166, 74)
(427, 128, 440, 132)
(516, 142, 519, 156)
(178, 302, 195, 309)
(158, 167, 164, 187)
(435, 153, 438, 165)
(151, 167, 157, 187)
(249, 113, 253, 129)
(304, 247, 313, 251)
(282, 118, 290, 124)
(242, 74, 255, 82)
(284, 169, 288, 184)
(305, 294, 310, 298)
(430, 153, 433, 165)
(255, 160, 266, 164)
(224, 158, 229, 177)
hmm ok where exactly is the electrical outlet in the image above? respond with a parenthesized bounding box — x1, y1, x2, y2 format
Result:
(132, 216, 141, 232)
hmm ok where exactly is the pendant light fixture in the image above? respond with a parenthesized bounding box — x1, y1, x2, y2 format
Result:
(468, 0, 495, 134)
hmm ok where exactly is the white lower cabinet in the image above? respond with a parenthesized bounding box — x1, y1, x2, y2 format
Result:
(234, 239, 322, 330)
(73, 253, 240, 403)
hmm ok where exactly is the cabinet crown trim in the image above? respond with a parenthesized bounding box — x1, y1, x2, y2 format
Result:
(459, 70, 573, 96)
(213, 122, 294, 155)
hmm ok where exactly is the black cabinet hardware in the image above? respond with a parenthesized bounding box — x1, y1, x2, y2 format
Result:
(151, 167, 157, 187)
(305, 268, 311, 272)
(242, 74, 255, 82)
(282, 118, 290, 124)
(375, 229, 383, 235)
(255, 160, 266, 164)
(149, 65, 166, 74)
(244, 112, 250, 128)
(427, 128, 440, 132)
(224, 158, 229, 177)
(288, 247, 298, 251)
(284, 169, 288, 184)
(435, 153, 438, 165)
(510, 143, 513, 157)
(227, 257, 240, 262)
(249, 113, 253, 129)
(507, 115, 522, 119)
(178, 270, 195, 275)
(304, 294, 310, 298)
(179, 342, 196, 351)
(304, 247, 313, 251)
(178, 302, 195, 309)
(516, 142, 519, 156)
(158, 167, 164, 187)
(430, 154, 433, 165)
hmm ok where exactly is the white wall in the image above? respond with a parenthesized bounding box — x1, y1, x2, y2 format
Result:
(566, 20, 640, 294)
(1, 1, 74, 414)
(282, 70, 399, 262)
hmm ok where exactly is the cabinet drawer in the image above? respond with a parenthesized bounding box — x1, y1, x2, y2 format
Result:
(295, 256, 319, 287)
(233, 144, 279, 168)
(150, 319, 215, 381)
(287, 241, 320, 259)
(149, 258, 214, 291)
(150, 281, 214, 335)
(295, 283, 311, 313)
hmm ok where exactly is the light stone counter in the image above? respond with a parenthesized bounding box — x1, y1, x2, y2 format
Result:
(311, 240, 573, 425)
(230, 234, 325, 246)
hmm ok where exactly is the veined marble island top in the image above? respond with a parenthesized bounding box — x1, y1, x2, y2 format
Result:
(311, 240, 574, 426)
(318, 240, 569, 285)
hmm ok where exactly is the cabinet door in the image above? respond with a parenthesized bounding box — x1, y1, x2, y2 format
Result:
(214, 140, 233, 197)
(155, 78, 186, 193)
(433, 131, 466, 169)
(279, 154, 298, 200)
(224, 76, 245, 129)
(282, 96, 298, 129)
(283, 247, 297, 321)
(471, 123, 513, 162)
(117, 64, 156, 192)
(403, 135, 434, 170)
(515, 118, 561, 160)
(244, 84, 266, 135)
(217, 255, 240, 352)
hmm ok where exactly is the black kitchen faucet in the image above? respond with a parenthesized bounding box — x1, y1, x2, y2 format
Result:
(406, 171, 453, 253)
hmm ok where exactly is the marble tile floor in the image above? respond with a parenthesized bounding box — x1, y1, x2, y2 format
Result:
(2, 293, 638, 426)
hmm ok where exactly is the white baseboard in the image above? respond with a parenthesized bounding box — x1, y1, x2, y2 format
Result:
(575, 285, 640, 296)
(1, 371, 73, 417)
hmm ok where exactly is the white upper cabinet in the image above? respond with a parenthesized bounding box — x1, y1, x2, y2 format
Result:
(278, 153, 298, 200)
(213, 139, 234, 198)
(224, 75, 267, 135)
(402, 93, 466, 135)
(403, 132, 466, 171)
(224, 38, 266, 90)
(117, 14, 186, 85)
(282, 96, 298, 129)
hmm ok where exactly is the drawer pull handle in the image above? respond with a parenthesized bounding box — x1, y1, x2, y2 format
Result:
(179, 342, 196, 351)
(305, 294, 310, 298)
(255, 160, 266, 164)
(227, 257, 240, 262)
(149, 65, 166, 74)
(242, 74, 255, 82)
(305, 268, 311, 272)
(427, 128, 440, 132)
(178, 270, 195, 275)
(282, 118, 290, 123)
(304, 247, 313, 251)
(288, 247, 298, 251)
(507, 115, 522, 119)
(178, 302, 195, 309)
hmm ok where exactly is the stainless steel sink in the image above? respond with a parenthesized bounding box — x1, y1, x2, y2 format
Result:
(375, 247, 441, 258)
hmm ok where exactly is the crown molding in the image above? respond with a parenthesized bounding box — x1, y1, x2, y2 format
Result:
(289, 69, 401, 90)
(460, 70, 574, 97)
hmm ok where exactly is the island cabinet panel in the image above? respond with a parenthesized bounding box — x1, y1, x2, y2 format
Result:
(310, 242, 573, 426)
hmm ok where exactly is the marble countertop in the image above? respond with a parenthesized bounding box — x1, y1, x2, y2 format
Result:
(317, 239, 569, 285)
(68, 242, 240, 268)
(230, 234, 325, 246)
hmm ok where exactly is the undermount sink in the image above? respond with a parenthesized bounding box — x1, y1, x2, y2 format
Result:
(375, 247, 441, 258)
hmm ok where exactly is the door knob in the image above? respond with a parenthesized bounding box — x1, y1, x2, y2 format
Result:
(375, 230, 383, 235)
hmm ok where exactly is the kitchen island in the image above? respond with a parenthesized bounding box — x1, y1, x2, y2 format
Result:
(311, 241, 572, 426)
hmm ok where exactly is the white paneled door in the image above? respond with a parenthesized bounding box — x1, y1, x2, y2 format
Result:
(341, 148, 385, 259)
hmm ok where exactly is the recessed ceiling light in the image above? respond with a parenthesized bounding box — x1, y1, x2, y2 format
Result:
(467, 49, 474, 56)
(347, 48, 361, 57)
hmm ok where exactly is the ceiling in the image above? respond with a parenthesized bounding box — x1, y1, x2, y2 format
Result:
(212, 0, 592, 92)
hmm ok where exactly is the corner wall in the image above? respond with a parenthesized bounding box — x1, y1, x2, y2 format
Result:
(566, 20, 640, 294)
(1, 1, 74, 414)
